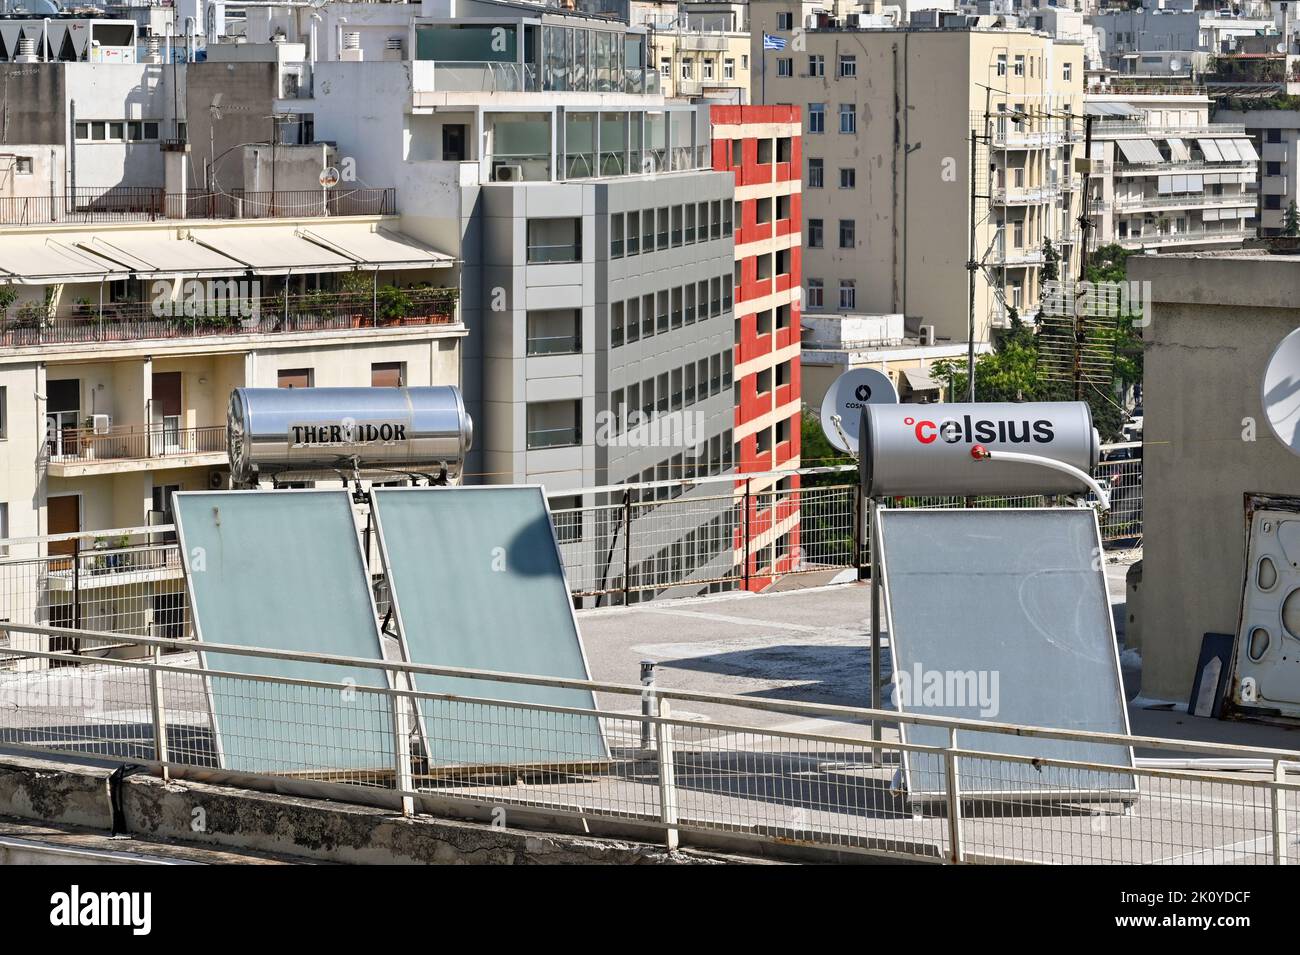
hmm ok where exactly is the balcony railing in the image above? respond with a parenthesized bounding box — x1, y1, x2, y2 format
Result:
(526, 333, 582, 356)
(0, 288, 459, 347)
(44, 424, 227, 465)
(0, 186, 397, 225)
(526, 425, 581, 450)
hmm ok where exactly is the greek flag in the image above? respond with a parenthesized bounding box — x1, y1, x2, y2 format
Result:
(762, 33, 787, 51)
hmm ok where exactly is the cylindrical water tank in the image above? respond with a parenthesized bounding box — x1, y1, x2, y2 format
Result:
(860, 401, 1099, 498)
(228, 386, 472, 485)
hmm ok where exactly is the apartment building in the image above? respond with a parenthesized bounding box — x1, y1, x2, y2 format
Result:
(711, 104, 802, 590)
(749, 0, 1086, 343)
(290, 1, 745, 603)
(1214, 105, 1300, 237)
(1086, 90, 1257, 250)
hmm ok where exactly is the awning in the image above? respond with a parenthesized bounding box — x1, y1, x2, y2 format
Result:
(1198, 138, 1224, 162)
(1166, 138, 1191, 162)
(902, 368, 942, 393)
(73, 232, 250, 279)
(1085, 103, 1142, 117)
(1116, 139, 1163, 163)
(0, 233, 127, 284)
(297, 224, 454, 271)
(189, 226, 358, 276)
(1216, 139, 1242, 162)
(1235, 138, 1260, 162)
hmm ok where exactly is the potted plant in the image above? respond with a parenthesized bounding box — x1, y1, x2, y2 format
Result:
(376, 285, 412, 326)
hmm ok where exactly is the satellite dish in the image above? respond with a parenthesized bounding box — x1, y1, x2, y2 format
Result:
(1170, 57, 1182, 71)
(819, 367, 899, 454)
(1263, 327, 1300, 456)
(319, 166, 340, 189)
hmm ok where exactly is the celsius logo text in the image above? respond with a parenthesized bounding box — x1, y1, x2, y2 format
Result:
(904, 414, 1056, 446)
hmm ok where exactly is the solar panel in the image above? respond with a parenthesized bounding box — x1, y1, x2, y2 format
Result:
(174, 490, 394, 776)
(370, 486, 606, 768)
(877, 508, 1136, 801)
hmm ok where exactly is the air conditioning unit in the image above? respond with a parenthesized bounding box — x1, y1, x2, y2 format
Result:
(91, 414, 112, 435)
(493, 164, 524, 182)
(919, 324, 936, 346)
(208, 469, 229, 490)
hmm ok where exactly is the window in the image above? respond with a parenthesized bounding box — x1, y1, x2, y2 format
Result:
(527, 217, 582, 263)
(527, 309, 581, 354)
(808, 103, 825, 134)
(278, 368, 313, 389)
(703, 58, 715, 80)
(610, 212, 624, 258)
(526, 400, 581, 449)
(808, 218, 824, 248)
(685, 204, 696, 243)
(660, 57, 671, 77)
(1013, 54, 1025, 77)
(642, 209, 654, 251)
(839, 167, 856, 189)
(14, 157, 32, 176)
(839, 219, 855, 248)
(777, 58, 793, 77)
(724, 58, 735, 79)
(806, 278, 824, 308)
(838, 55, 856, 78)
(1063, 62, 1073, 82)
(0, 385, 5, 439)
(808, 54, 824, 77)
(1267, 128, 1282, 143)
(839, 104, 856, 134)
(671, 205, 683, 245)
(371, 362, 404, 387)
(681, 58, 694, 80)
(996, 53, 1006, 77)
(626, 211, 640, 254)
(657, 206, 669, 249)
(839, 280, 856, 310)
(777, 11, 793, 29)
(742, 55, 748, 69)
(808, 157, 824, 188)
(0, 502, 7, 557)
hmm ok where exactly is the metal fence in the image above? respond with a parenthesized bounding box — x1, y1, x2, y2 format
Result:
(0, 623, 1292, 864)
(0, 187, 398, 225)
(0, 455, 1142, 643)
(553, 448, 1142, 604)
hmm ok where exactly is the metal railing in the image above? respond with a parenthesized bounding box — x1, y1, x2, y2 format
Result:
(0, 289, 459, 347)
(43, 424, 227, 466)
(0, 457, 1142, 639)
(0, 622, 1292, 864)
(0, 186, 398, 225)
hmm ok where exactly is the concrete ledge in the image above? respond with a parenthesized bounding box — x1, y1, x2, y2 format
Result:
(0, 753, 113, 830)
(0, 755, 739, 864)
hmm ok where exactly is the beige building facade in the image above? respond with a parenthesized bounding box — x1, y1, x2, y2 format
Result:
(748, 2, 1085, 345)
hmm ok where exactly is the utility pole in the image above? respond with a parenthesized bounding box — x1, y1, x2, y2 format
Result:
(965, 86, 992, 402)
(1074, 113, 1095, 401)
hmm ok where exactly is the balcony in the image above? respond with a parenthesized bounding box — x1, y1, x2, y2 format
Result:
(412, 59, 660, 96)
(1122, 226, 1253, 249)
(43, 423, 228, 477)
(0, 288, 459, 348)
(992, 184, 1060, 206)
(0, 187, 398, 226)
(1110, 192, 1257, 213)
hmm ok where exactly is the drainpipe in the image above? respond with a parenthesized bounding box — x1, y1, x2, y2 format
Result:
(336, 17, 347, 61)
(42, 18, 49, 62)
(309, 13, 321, 66)
(184, 16, 196, 61)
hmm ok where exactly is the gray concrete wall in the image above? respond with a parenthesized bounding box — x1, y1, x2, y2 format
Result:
(1129, 251, 1300, 701)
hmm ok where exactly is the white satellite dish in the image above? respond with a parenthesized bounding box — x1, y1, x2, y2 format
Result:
(819, 367, 899, 455)
(1263, 327, 1300, 456)
(1169, 57, 1182, 72)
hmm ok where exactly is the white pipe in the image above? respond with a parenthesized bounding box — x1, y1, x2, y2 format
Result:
(184, 16, 196, 60)
(336, 18, 347, 61)
(309, 12, 320, 66)
(973, 447, 1111, 511)
(41, 18, 49, 62)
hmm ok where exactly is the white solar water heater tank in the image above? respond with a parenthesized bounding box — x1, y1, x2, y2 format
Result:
(228, 386, 472, 484)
